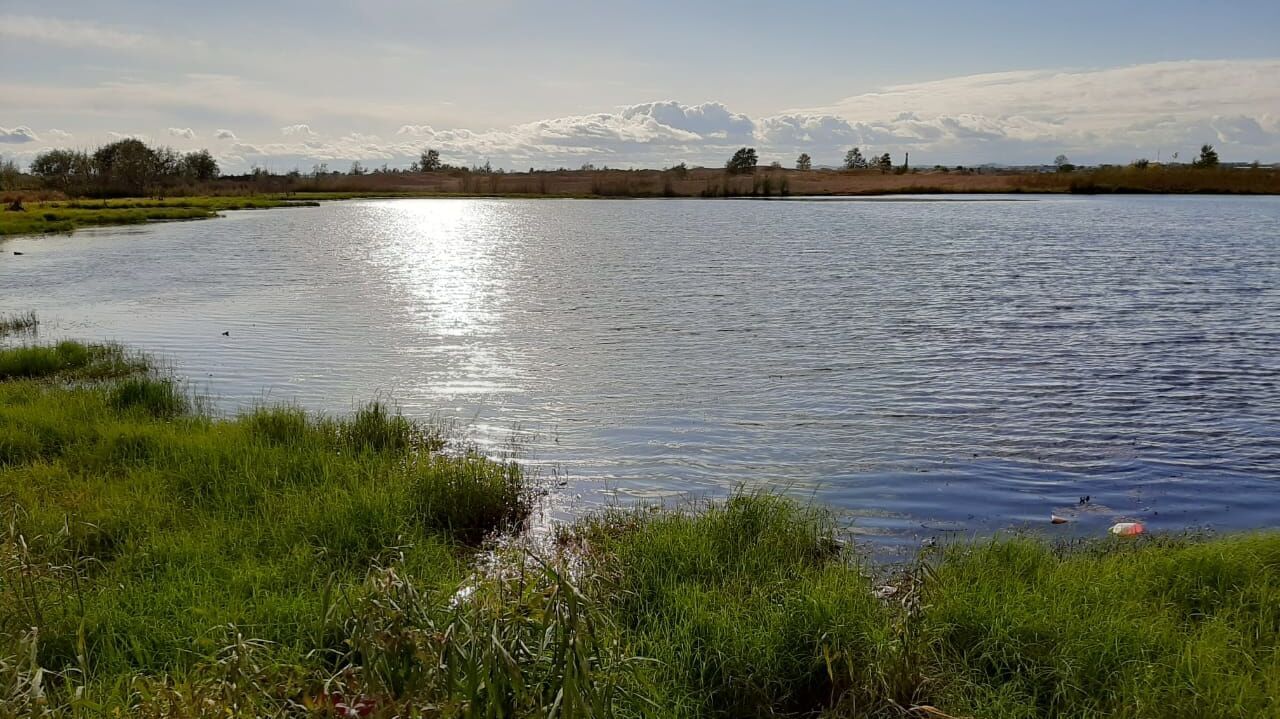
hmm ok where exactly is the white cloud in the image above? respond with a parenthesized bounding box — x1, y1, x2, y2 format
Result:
(231, 61, 1280, 170)
(0, 74, 414, 131)
(0, 14, 148, 50)
(1211, 115, 1272, 146)
(0, 14, 202, 55)
(11, 59, 1275, 172)
(45, 128, 72, 141)
(792, 59, 1280, 162)
(620, 101, 754, 140)
(756, 114, 860, 147)
(167, 127, 196, 139)
(0, 126, 39, 144)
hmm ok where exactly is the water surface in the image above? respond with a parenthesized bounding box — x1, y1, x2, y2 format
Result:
(4, 196, 1279, 552)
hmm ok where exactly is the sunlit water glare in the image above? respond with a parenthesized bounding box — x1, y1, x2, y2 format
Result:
(4, 196, 1278, 554)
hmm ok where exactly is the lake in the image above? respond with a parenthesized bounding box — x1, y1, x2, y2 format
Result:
(4, 196, 1279, 553)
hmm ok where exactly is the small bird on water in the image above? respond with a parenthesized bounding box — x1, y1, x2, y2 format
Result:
(221, 331, 230, 336)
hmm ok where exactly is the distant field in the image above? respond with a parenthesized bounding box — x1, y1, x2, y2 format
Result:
(252, 164, 1280, 197)
(3, 165, 1277, 237)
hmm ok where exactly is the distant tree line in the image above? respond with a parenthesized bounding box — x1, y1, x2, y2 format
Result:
(724, 146, 899, 174)
(29, 139, 219, 196)
(18, 139, 1248, 200)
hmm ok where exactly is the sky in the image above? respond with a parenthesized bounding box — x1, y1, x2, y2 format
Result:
(2, 0, 1279, 172)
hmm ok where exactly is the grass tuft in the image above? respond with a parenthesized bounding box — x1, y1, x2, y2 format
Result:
(109, 376, 189, 418)
(0, 341, 147, 380)
(408, 453, 529, 543)
(343, 400, 415, 453)
(578, 493, 899, 717)
(0, 311, 38, 337)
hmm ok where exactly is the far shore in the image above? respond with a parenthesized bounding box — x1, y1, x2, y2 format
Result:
(3, 164, 1279, 237)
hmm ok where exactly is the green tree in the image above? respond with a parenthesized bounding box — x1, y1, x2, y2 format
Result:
(725, 147, 758, 174)
(154, 146, 182, 179)
(843, 147, 866, 169)
(181, 150, 220, 180)
(419, 148, 441, 171)
(93, 138, 158, 194)
(30, 149, 82, 192)
(1193, 144, 1219, 168)
(795, 153, 812, 171)
(31, 148, 94, 193)
(876, 152, 892, 173)
(1054, 154, 1075, 172)
(0, 157, 19, 191)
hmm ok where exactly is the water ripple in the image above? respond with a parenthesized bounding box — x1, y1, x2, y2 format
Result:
(3, 195, 1279, 553)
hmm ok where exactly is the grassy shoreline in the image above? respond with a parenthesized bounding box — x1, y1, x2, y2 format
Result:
(2, 340, 1278, 717)
(4, 164, 1279, 238)
(0, 196, 322, 237)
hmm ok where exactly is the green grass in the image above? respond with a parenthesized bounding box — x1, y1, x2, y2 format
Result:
(2, 342, 1277, 717)
(922, 537, 1280, 718)
(0, 342, 539, 715)
(576, 495, 902, 717)
(0, 340, 147, 380)
(0, 196, 321, 236)
(572, 497, 1280, 719)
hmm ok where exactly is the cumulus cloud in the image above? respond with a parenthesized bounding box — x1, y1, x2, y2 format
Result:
(397, 125, 435, 137)
(0, 126, 38, 144)
(167, 127, 196, 139)
(45, 128, 72, 141)
(793, 59, 1280, 162)
(756, 114, 860, 146)
(620, 101, 754, 140)
(219, 60, 1280, 171)
(20, 59, 1272, 172)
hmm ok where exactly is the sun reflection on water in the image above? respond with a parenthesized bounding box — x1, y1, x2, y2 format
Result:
(365, 199, 521, 397)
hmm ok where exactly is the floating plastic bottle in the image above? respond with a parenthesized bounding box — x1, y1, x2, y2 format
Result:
(1109, 521, 1145, 536)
